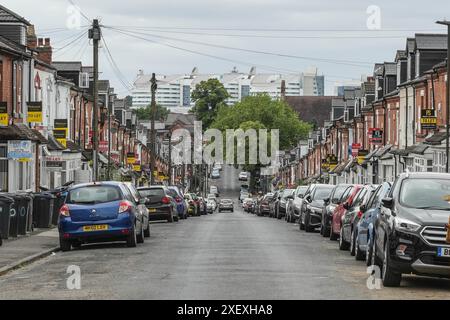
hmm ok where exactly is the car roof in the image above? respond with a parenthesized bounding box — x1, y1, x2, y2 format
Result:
(69, 181, 124, 190)
(137, 185, 168, 190)
(400, 172, 450, 179)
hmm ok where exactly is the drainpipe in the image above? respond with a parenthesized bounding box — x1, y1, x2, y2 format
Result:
(413, 86, 416, 145)
(383, 98, 387, 145)
(405, 86, 409, 148)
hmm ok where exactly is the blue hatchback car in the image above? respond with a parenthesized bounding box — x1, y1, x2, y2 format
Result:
(58, 182, 148, 251)
(168, 186, 188, 219)
(356, 182, 391, 265)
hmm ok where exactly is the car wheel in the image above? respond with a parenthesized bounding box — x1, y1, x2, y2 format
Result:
(299, 213, 305, 230)
(137, 224, 144, 244)
(355, 233, 365, 261)
(304, 213, 314, 232)
(60, 238, 72, 252)
(329, 223, 338, 241)
(168, 211, 174, 223)
(127, 226, 137, 247)
(144, 223, 150, 238)
(174, 215, 179, 222)
(382, 239, 402, 287)
(339, 225, 350, 250)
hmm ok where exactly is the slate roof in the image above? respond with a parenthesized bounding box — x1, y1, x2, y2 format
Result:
(0, 5, 31, 25)
(52, 61, 82, 72)
(395, 50, 407, 61)
(285, 96, 334, 128)
(384, 62, 397, 76)
(47, 134, 65, 151)
(424, 131, 449, 145)
(0, 124, 41, 141)
(0, 34, 27, 56)
(415, 33, 447, 50)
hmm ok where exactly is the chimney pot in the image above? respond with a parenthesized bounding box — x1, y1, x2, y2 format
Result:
(38, 38, 43, 46)
(44, 38, 50, 46)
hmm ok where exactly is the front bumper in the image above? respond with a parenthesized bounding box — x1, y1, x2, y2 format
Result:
(388, 230, 450, 278)
(306, 209, 323, 227)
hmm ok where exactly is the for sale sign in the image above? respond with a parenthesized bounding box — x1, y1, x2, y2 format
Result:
(420, 109, 437, 130)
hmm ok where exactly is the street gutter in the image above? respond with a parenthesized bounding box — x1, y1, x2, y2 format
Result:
(0, 246, 60, 277)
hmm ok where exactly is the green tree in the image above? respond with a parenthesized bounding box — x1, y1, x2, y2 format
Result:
(190, 79, 229, 130)
(134, 104, 170, 121)
(124, 95, 133, 107)
(212, 94, 311, 151)
(211, 94, 311, 191)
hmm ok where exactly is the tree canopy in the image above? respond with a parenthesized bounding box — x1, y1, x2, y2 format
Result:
(134, 104, 170, 121)
(190, 79, 229, 130)
(211, 94, 311, 151)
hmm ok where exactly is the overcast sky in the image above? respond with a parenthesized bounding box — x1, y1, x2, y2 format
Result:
(3, 0, 450, 96)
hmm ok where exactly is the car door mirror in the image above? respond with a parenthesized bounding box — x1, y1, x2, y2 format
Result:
(306, 195, 312, 202)
(139, 198, 146, 205)
(323, 197, 330, 204)
(343, 202, 350, 210)
(360, 204, 366, 212)
(287, 195, 294, 200)
(381, 197, 393, 209)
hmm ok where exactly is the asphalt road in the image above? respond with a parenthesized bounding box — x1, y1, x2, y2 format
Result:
(0, 166, 449, 299)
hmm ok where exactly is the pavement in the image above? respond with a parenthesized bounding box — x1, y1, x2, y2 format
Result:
(0, 166, 448, 299)
(0, 228, 59, 276)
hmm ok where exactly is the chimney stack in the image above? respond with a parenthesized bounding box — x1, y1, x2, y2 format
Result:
(281, 80, 286, 100)
(27, 25, 37, 49)
(36, 37, 53, 65)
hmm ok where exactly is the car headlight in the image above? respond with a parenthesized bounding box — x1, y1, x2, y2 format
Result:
(394, 217, 421, 233)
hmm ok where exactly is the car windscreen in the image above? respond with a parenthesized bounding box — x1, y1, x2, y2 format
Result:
(400, 178, 450, 210)
(221, 199, 232, 204)
(139, 188, 165, 198)
(67, 185, 122, 204)
(332, 185, 349, 203)
(282, 189, 295, 198)
(312, 187, 334, 200)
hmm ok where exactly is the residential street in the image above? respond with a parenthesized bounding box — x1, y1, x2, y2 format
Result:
(0, 167, 448, 300)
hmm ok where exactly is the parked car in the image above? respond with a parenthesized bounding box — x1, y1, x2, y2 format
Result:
(287, 185, 309, 223)
(211, 169, 221, 179)
(58, 182, 147, 251)
(356, 182, 391, 265)
(238, 171, 249, 181)
(213, 163, 222, 171)
(242, 198, 255, 213)
(168, 186, 188, 219)
(372, 172, 450, 287)
(184, 193, 200, 216)
(341, 184, 378, 255)
(210, 185, 219, 197)
(123, 182, 151, 237)
(269, 190, 281, 218)
(206, 199, 217, 213)
(321, 184, 352, 237)
(198, 196, 207, 215)
(329, 184, 362, 241)
(298, 184, 318, 229)
(219, 199, 234, 212)
(239, 190, 250, 203)
(138, 186, 178, 222)
(300, 184, 334, 232)
(207, 193, 217, 203)
(277, 188, 295, 219)
(256, 193, 273, 216)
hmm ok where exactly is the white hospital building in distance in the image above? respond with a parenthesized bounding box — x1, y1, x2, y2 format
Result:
(131, 67, 324, 112)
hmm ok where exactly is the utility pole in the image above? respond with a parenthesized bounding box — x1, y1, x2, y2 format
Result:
(107, 99, 112, 180)
(436, 20, 450, 173)
(89, 19, 101, 181)
(149, 73, 157, 184)
(168, 130, 172, 185)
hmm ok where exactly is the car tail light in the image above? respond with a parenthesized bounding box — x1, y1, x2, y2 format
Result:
(189, 200, 194, 205)
(118, 200, 133, 213)
(162, 196, 170, 204)
(175, 196, 182, 203)
(357, 211, 363, 218)
(59, 204, 70, 217)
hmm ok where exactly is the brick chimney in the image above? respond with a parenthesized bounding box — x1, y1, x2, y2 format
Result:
(36, 37, 53, 65)
(27, 25, 37, 50)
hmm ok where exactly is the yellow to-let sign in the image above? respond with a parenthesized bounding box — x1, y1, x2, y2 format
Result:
(0, 113, 8, 126)
(420, 118, 437, 124)
(28, 111, 42, 123)
(57, 138, 67, 148)
(133, 164, 141, 172)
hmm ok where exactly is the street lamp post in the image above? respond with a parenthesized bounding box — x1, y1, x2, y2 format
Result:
(436, 20, 450, 173)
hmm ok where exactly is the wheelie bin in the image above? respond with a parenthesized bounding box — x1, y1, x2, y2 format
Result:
(0, 194, 14, 240)
(32, 192, 55, 228)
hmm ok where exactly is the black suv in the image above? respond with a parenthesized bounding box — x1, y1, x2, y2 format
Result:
(138, 186, 177, 222)
(372, 172, 450, 287)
